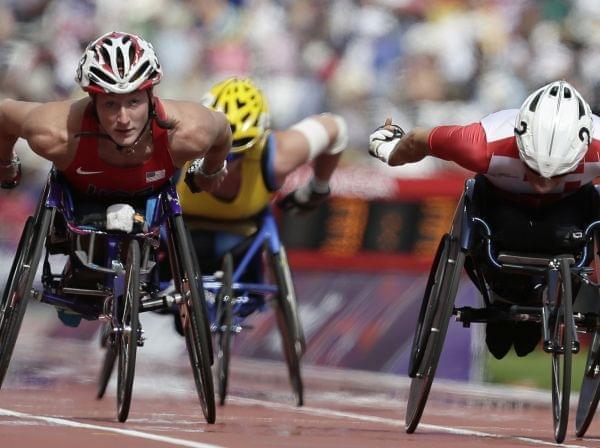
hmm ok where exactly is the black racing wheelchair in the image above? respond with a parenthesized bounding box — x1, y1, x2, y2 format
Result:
(0, 169, 215, 424)
(406, 176, 600, 444)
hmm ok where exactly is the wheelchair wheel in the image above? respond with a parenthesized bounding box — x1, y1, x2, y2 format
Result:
(116, 239, 141, 422)
(408, 234, 450, 378)
(406, 235, 464, 434)
(96, 323, 117, 400)
(551, 257, 574, 444)
(575, 327, 600, 438)
(0, 208, 53, 389)
(172, 215, 215, 424)
(215, 252, 233, 406)
(270, 246, 304, 406)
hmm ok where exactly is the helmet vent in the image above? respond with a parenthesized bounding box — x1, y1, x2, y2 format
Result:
(564, 87, 572, 98)
(529, 91, 544, 112)
(578, 98, 586, 118)
(550, 86, 559, 96)
(130, 61, 150, 82)
(236, 99, 245, 108)
(89, 66, 115, 85)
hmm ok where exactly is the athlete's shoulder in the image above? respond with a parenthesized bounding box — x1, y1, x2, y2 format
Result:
(480, 109, 518, 142)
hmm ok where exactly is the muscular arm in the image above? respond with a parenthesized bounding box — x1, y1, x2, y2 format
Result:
(273, 112, 345, 186)
(165, 100, 231, 170)
(0, 99, 74, 169)
(387, 127, 432, 166)
(0, 99, 42, 162)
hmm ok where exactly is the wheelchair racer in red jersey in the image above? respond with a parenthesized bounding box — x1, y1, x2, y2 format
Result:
(0, 31, 232, 326)
(368, 80, 600, 359)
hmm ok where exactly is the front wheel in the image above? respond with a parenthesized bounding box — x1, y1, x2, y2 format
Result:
(215, 253, 234, 406)
(550, 257, 574, 444)
(270, 246, 304, 406)
(116, 239, 141, 422)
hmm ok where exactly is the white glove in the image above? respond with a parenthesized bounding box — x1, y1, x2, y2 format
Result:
(369, 124, 405, 164)
(106, 204, 136, 233)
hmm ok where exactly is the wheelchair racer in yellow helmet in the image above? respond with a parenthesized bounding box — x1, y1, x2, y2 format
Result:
(175, 76, 347, 284)
(178, 77, 348, 221)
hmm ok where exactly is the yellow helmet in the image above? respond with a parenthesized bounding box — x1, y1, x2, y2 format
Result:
(202, 77, 270, 153)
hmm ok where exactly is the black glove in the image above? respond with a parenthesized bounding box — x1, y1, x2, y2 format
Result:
(277, 188, 330, 214)
(0, 157, 22, 189)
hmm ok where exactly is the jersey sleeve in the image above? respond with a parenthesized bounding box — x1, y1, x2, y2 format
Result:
(428, 123, 491, 173)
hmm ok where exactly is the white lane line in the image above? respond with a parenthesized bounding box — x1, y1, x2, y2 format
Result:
(230, 397, 587, 448)
(0, 408, 225, 448)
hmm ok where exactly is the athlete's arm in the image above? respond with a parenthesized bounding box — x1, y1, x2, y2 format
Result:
(369, 119, 490, 172)
(0, 99, 73, 183)
(166, 100, 232, 191)
(275, 113, 347, 213)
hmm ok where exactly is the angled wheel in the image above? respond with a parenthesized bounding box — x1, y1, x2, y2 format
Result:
(405, 234, 464, 434)
(215, 253, 234, 406)
(97, 323, 117, 400)
(116, 239, 141, 422)
(270, 246, 304, 406)
(170, 215, 215, 424)
(551, 257, 574, 444)
(408, 234, 450, 378)
(0, 207, 53, 389)
(576, 328, 600, 438)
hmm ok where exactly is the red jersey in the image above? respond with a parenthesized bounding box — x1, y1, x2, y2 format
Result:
(428, 109, 600, 205)
(62, 99, 177, 197)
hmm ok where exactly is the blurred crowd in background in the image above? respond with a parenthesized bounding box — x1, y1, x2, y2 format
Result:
(3, 0, 599, 244)
(1, 0, 600, 173)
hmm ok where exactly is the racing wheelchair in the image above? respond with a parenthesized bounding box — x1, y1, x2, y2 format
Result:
(191, 204, 305, 406)
(0, 169, 215, 423)
(406, 176, 600, 444)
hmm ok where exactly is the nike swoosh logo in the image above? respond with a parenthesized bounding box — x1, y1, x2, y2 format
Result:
(76, 167, 104, 175)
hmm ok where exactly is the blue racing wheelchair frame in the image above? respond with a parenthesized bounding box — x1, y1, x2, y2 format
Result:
(201, 204, 305, 406)
(405, 177, 600, 444)
(0, 169, 215, 424)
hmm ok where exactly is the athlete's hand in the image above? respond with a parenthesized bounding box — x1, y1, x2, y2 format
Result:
(0, 155, 22, 189)
(277, 186, 330, 215)
(368, 118, 405, 164)
(184, 158, 228, 193)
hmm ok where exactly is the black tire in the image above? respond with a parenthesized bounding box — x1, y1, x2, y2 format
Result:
(408, 234, 450, 378)
(116, 239, 141, 422)
(96, 323, 117, 400)
(405, 235, 464, 434)
(171, 215, 216, 424)
(270, 246, 304, 406)
(216, 253, 233, 406)
(576, 328, 600, 438)
(0, 208, 52, 389)
(551, 257, 573, 444)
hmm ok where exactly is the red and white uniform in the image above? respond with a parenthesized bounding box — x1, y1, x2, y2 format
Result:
(428, 109, 600, 203)
(62, 99, 177, 197)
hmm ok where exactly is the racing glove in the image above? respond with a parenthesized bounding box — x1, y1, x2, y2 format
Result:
(368, 122, 405, 164)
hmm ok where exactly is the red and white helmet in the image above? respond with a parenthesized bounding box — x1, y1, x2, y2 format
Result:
(515, 80, 593, 178)
(76, 31, 162, 94)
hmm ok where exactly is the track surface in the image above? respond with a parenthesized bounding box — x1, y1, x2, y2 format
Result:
(2, 310, 600, 447)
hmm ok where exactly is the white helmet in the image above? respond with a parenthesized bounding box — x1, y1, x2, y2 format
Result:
(515, 80, 593, 178)
(76, 31, 162, 94)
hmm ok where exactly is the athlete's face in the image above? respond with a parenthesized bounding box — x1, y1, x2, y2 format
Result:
(523, 165, 567, 194)
(95, 91, 150, 146)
